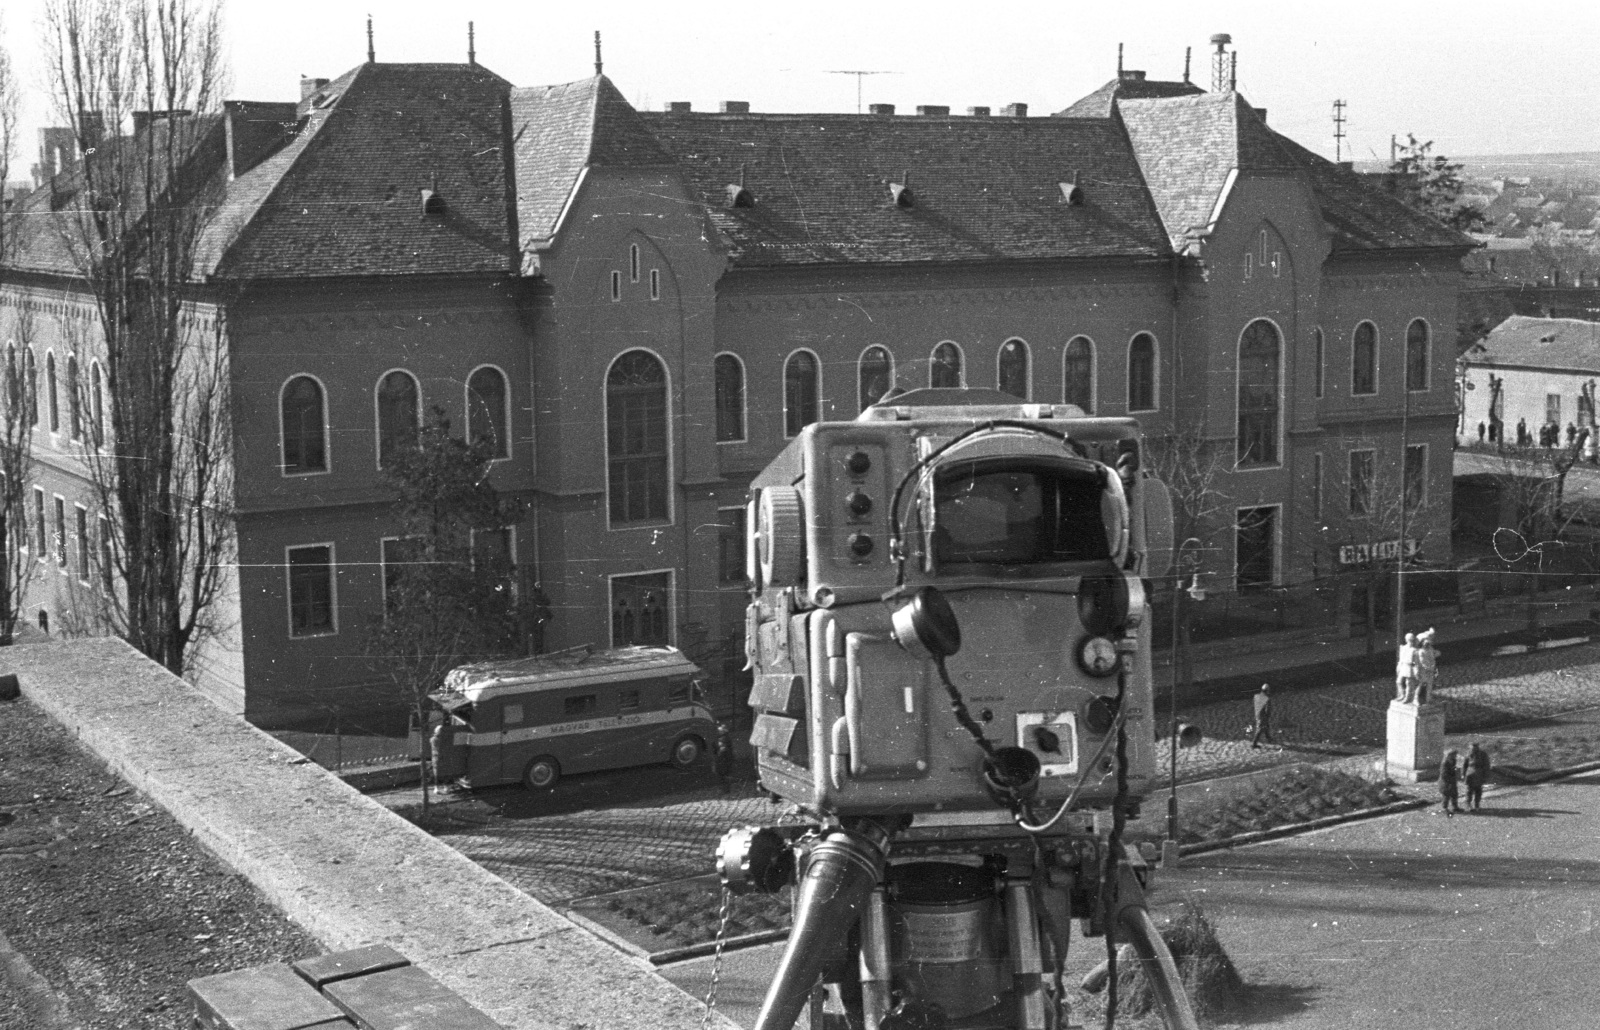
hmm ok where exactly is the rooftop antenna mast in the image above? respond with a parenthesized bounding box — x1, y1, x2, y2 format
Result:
(1118, 43, 1123, 76)
(826, 70, 898, 114)
(1209, 33, 1231, 92)
(366, 14, 375, 63)
(594, 31, 603, 76)
(1333, 99, 1347, 162)
(1183, 46, 1192, 84)
(468, 21, 476, 65)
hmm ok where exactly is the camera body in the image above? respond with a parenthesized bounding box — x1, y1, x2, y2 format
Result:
(744, 388, 1173, 825)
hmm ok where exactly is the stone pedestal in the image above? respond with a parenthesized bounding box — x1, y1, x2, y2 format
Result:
(1386, 701, 1445, 782)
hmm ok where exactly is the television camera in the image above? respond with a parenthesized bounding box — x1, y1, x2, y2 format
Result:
(716, 388, 1200, 1030)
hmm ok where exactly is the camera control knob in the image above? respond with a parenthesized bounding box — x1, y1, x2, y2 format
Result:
(848, 532, 874, 557)
(845, 491, 873, 517)
(845, 451, 872, 475)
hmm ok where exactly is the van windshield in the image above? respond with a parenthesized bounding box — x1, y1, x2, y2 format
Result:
(932, 457, 1111, 566)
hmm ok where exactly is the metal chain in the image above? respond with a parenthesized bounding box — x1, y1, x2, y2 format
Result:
(700, 884, 733, 1029)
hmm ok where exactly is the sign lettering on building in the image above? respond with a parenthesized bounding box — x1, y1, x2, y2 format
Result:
(1338, 538, 1420, 565)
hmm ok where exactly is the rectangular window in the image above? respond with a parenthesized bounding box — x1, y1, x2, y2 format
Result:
(629, 245, 640, 283)
(619, 688, 641, 711)
(53, 497, 66, 566)
(380, 536, 419, 611)
(563, 694, 597, 718)
(287, 544, 336, 638)
(504, 703, 524, 725)
(610, 270, 621, 302)
(611, 570, 671, 647)
(718, 506, 747, 585)
(1348, 449, 1374, 516)
(1547, 393, 1562, 427)
(33, 488, 46, 557)
(1235, 506, 1277, 593)
(649, 268, 660, 301)
(472, 527, 515, 597)
(74, 505, 89, 582)
(668, 680, 690, 705)
(98, 514, 113, 588)
(1311, 453, 1323, 520)
(1314, 329, 1325, 399)
(1405, 444, 1427, 510)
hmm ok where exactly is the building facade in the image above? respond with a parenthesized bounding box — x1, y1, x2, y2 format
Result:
(1, 57, 1473, 728)
(1458, 315, 1600, 449)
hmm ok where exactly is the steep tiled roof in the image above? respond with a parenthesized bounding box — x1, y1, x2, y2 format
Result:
(1054, 75, 1204, 118)
(212, 63, 514, 279)
(636, 111, 1171, 266)
(509, 76, 673, 249)
(1466, 315, 1600, 371)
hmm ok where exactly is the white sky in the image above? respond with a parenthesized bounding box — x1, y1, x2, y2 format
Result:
(4, 0, 1599, 175)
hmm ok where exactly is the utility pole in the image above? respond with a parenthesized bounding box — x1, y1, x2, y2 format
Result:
(1332, 100, 1347, 162)
(827, 70, 898, 114)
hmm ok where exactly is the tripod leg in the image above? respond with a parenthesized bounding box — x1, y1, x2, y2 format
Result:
(1003, 878, 1049, 1029)
(1111, 865, 1200, 1030)
(858, 887, 892, 1029)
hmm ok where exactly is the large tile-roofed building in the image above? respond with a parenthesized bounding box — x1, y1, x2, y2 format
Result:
(1464, 314, 1600, 370)
(1459, 315, 1600, 447)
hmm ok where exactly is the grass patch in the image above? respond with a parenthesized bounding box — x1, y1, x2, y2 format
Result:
(1178, 766, 1401, 845)
(1483, 734, 1600, 777)
(569, 876, 791, 954)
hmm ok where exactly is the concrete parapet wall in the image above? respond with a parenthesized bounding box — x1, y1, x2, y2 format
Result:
(2, 638, 736, 1030)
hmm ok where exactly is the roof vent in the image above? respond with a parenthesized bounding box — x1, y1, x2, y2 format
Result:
(917, 105, 950, 117)
(967, 106, 990, 117)
(1119, 69, 1147, 82)
(889, 180, 914, 208)
(666, 101, 692, 113)
(1541, 333, 1557, 343)
(725, 183, 755, 208)
(868, 103, 896, 116)
(1253, 107, 1268, 124)
(1059, 172, 1085, 206)
(1000, 103, 1028, 118)
(1337, 160, 1354, 171)
(720, 101, 750, 114)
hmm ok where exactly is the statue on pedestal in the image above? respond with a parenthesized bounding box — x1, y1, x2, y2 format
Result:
(1395, 632, 1418, 703)
(1414, 628, 1439, 704)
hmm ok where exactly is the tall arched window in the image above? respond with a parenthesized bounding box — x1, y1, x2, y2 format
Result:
(46, 352, 58, 433)
(997, 339, 1029, 399)
(66, 356, 81, 441)
(1237, 319, 1282, 467)
(375, 370, 419, 469)
(784, 350, 820, 437)
(931, 342, 963, 388)
(24, 348, 36, 428)
(466, 366, 509, 459)
(1313, 327, 1325, 399)
(90, 361, 104, 445)
(4, 346, 16, 421)
(280, 375, 327, 474)
(858, 346, 893, 412)
(607, 350, 670, 525)
(714, 353, 745, 442)
(1063, 336, 1095, 413)
(1352, 321, 1377, 396)
(1406, 319, 1430, 392)
(1127, 333, 1156, 412)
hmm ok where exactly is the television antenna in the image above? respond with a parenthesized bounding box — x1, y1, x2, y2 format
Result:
(1333, 99, 1347, 162)
(827, 70, 899, 114)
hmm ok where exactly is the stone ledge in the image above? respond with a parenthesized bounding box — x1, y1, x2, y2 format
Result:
(3, 638, 737, 1030)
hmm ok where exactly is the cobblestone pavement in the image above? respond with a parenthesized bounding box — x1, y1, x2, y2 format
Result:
(373, 641, 1600, 908)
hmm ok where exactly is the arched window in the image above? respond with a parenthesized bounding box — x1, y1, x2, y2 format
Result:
(24, 348, 37, 428)
(1063, 337, 1095, 413)
(280, 375, 327, 474)
(858, 346, 893, 412)
(466, 366, 510, 459)
(784, 350, 820, 437)
(607, 350, 670, 525)
(375, 370, 419, 469)
(3, 346, 16, 420)
(1237, 319, 1282, 467)
(714, 353, 745, 442)
(46, 352, 58, 433)
(997, 339, 1029, 399)
(66, 356, 81, 441)
(930, 342, 963, 388)
(90, 362, 105, 446)
(1351, 321, 1377, 396)
(1406, 319, 1430, 392)
(1313, 327, 1325, 399)
(1127, 333, 1157, 412)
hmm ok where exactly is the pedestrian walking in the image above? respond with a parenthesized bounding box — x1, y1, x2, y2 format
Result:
(1250, 684, 1274, 748)
(712, 723, 734, 795)
(1439, 748, 1462, 816)
(1477, 421, 1486, 443)
(1463, 741, 1491, 811)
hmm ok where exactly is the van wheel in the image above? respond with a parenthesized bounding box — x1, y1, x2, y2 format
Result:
(523, 757, 560, 790)
(670, 735, 704, 769)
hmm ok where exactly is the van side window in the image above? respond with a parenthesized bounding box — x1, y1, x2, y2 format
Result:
(619, 689, 641, 711)
(667, 681, 690, 705)
(504, 703, 523, 725)
(564, 694, 598, 717)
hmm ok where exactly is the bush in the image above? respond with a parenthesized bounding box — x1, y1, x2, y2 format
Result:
(1115, 901, 1246, 1020)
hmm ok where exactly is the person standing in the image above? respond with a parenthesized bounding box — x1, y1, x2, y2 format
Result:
(1439, 748, 1462, 817)
(712, 723, 735, 795)
(1463, 741, 1491, 811)
(1250, 684, 1274, 749)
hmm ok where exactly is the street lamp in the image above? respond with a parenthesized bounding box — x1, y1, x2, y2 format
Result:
(1164, 537, 1207, 868)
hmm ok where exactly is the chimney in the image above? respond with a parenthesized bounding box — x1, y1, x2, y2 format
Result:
(1253, 107, 1267, 124)
(132, 109, 191, 136)
(77, 111, 105, 151)
(868, 103, 895, 115)
(300, 77, 329, 101)
(966, 106, 990, 117)
(666, 101, 692, 113)
(719, 101, 750, 114)
(1337, 160, 1353, 171)
(1000, 103, 1028, 117)
(1119, 69, 1146, 82)
(224, 100, 298, 180)
(916, 105, 950, 117)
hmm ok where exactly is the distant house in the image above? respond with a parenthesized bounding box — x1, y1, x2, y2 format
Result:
(1459, 315, 1600, 445)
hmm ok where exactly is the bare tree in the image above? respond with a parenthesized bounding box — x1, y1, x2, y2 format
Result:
(1476, 436, 1595, 616)
(1144, 428, 1230, 680)
(40, 0, 233, 674)
(0, 18, 37, 645)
